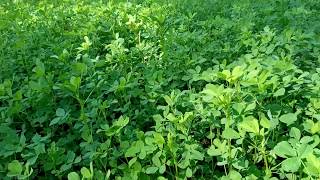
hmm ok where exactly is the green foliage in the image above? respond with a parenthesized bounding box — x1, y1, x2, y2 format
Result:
(1, 0, 320, 179)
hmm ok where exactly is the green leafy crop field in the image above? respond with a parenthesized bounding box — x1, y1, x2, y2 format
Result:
(1, 0, 320, 179)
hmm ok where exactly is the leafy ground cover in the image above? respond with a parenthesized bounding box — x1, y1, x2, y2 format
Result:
(1, 0, 320, 179)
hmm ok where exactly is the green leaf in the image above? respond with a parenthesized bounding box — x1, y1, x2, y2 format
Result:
(74, 156, 82, 163)
(207, 145, 221, 156)
(232, 103, 246, 114)
(300, 136, 313, 144)
(68, 172, 80, 180)
(260, 115, 271, 129)
(70, 76, 81, 90)
(159, 164, 166, 174)
(281, 157, 300, 172)
(178, 158, 190, 169)
(157, 177, 167, 180)
(145, 137, 154, 145)
(60, 164, 72, 172)
(166, 113, 176, 122)
(152, 154, 161, 167)
(154, 133, 165, 145)
(222, 128, 240, 139)
(164, 95, 173, 106)
(113, 116, 130, 127)
(34, 61, 45, 77)
(72, 62, 87, 75)
(305, 154, 320, 176)
(273, 141, 296, 158)
(310, 121, 320, 134)
(190, 149, 204, 161)
(7, 160, 22, 176)
(297, 144, 313, 159)
(201, 84, 224, 99)
(279, 113, 297, 125)
(125, 145, 140, 157)
(13, 90, 22, 101)
(66, 151, 75, 163)
(289, 127, 301, 140)
(228, 170, 242, 179)
(245, 102, 256, 112)
(186, 167, 192, 178)
(128, 157, 137, 167)
(106, 169, 111, 179)
(274, 88, 285, 97)
(231, 66, 243, 80)
(238, 116, 259, 135)
(105, 116, 129, 136)
(221, 70, 231, 80)
(146, 166, 158, 174)
(49, 117, 61, 126)
(182, 112, 193, 122)
(80, 167, 91, 179)
(56, 108, 65, 117)
(139, 149, 146, 159)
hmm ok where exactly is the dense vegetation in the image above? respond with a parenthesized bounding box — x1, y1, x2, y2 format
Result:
(1, 0, 320, 179)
